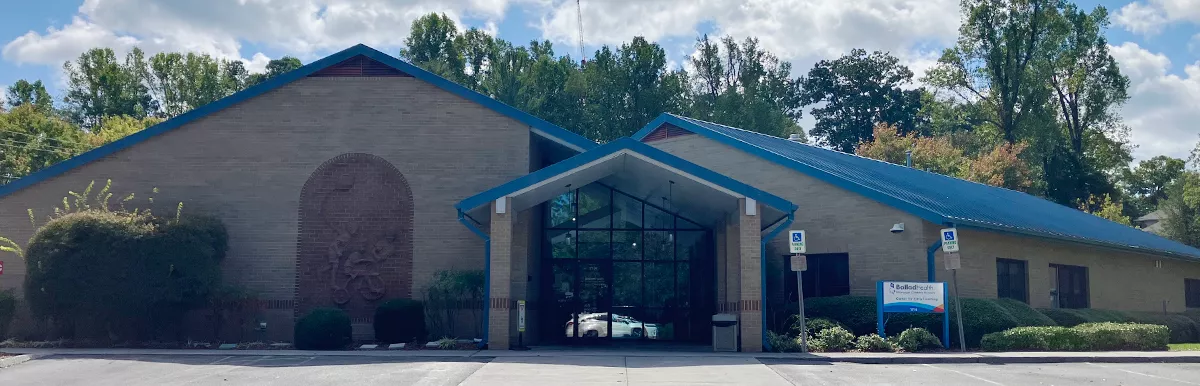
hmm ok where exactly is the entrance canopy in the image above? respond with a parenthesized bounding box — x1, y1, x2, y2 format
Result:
(456, 138, 796, 228)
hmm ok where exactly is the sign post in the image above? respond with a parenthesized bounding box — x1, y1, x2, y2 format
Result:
(513, 300, 529, 351)
(789, 230, 808, 353)
(877, 281, 950, 349)
(941, 228, 966, 352)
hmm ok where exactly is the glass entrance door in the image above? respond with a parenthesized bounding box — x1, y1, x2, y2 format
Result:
(540, 183, 714, 344)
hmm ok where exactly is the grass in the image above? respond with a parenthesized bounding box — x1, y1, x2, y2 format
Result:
(1168, 343, 1200, 351)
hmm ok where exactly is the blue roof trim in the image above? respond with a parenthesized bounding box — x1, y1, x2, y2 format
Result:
(634, 114, 948, 225)
(455, 137, 797, 214)
(0, 44, 596, 199)
(634, 113, 1200, 260)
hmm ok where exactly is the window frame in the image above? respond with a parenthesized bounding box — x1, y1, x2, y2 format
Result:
(782, 253, 850, 300)
(1050, 263, 1089, 309)
(1186, 278, 1200, 309)
(995, 258, 1029, 303)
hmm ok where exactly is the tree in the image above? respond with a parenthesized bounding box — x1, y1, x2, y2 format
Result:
(5, 80, 54, 113)
(63, 48, 157, 129)
(799, 49, 923, 153)
(963, 142, 1036, 192)
(1079, 194, 1132, 225)
(247, 56, 302, 86)
(1048, 4, 1128, 157)
(686, 35, 803, 140)
(401, 13, 465, 82)
(85, 115, 164, 147)
(856, 123, 966, 176)
(0, 105, 87, 183)
(149, 52, 228, 117)
(1122, 156, 1186, 216)
(458, 27, 497, 91)
(925, 0, 1063, 145)
(1160, 172, 1200, 247)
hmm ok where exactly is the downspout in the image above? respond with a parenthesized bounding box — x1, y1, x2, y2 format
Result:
(458, 209, 490, 349)
(760, 211, 795, 352)
(926, 240, 942, 282)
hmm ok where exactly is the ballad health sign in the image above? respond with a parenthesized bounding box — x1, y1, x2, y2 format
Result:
(877, 281, 951, 348)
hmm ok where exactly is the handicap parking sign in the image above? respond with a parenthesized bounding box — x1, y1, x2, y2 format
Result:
(940, 228, 960, 253)
(789, 230, 806, 254)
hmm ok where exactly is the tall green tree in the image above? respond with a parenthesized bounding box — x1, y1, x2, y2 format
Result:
(149, 52, 226, 117)
(1048, 4, 1128, 157)
(401, 13, 466, 82)
(63, 48, 157, 129)
(1122, 156, 1186, 216)
(799, 49, 923, 152)
(0, 105, 87, 183)
(686, 35, 803, 140)
(1160, 171, 1200, 247)
(247, 56, 303, 86)
(925, 0, 1063, 145)
(5, 80, 55, 113)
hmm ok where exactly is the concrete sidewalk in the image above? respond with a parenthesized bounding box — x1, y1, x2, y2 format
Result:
(3, 347, 1199, 364)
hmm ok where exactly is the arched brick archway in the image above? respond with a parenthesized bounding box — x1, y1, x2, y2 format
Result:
(296, 153, 414, 322)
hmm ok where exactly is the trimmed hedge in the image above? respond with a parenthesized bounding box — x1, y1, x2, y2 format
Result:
(374, 299, 426, 344)
(981, 323, 1169, 351)
(0, 289, 14, 339)
(894, 327, 943, 352)
(854, 333, 895, 352)
(803, 296, 1056, 348)
(295, 308, 353, 350)
(1040, 308, 1200, 343)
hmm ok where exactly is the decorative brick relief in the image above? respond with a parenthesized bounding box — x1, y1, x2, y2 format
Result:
(296, 153, 414, 322)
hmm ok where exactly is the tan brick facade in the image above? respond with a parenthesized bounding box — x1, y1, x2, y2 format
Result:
(0, 76, 532, 340)
(649, 133, 1200, 316)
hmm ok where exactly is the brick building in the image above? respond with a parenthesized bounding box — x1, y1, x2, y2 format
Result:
(1, 45, 1198, 352)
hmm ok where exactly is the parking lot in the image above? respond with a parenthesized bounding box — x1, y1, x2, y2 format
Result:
(1, 354, 1198, 385)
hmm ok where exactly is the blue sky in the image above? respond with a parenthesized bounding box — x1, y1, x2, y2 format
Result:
(2, 0, 1198, 161)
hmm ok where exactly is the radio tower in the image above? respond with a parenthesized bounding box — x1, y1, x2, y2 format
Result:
(577, 0, 586, 66)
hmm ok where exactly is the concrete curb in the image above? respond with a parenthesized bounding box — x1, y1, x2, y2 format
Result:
(0, 354, 48, 369)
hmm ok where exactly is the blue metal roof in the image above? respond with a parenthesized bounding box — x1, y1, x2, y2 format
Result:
(0, 44, 597, 199)
(633, 113, 1200, 261)
(456, 137, 797, 214)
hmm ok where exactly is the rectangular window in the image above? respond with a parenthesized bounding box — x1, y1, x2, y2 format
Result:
(783, 253, 850, 300)
(1187, 279, 1200, 309)
(1050, 264, 1089, 309)
(996, 258, 1028, 303)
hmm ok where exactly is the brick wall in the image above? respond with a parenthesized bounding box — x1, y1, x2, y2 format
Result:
(0, 76, 532, 340)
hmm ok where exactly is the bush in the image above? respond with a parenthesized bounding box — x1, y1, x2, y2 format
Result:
(854, 333, 895, 352)
(981, 323, 1167, 351)
(1039, 308, 1199, 343)
(788, 316, 844, 338)
(894, 327, 942, 352)
(295, 308, 353, 350)
(767, 330, 802, 352)
(809, 326, 855, 352)
(804, 296, 1056, 348)
(22, 207, 227, 340)
(0, 290, 15, 339)
(374, 299, 426, 344)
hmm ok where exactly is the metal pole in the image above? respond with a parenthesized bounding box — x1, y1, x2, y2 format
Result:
(797, 271, 807, 353)
(951, 268, 966, 352)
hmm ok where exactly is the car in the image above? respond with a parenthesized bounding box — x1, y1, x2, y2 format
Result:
(565, 313, 660, 339)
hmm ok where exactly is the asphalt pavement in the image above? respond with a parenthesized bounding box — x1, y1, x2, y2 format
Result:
(2, 353, 1200, 385)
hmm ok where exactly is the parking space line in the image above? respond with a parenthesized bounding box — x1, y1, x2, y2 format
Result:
(921, 364, 1004, 385)
(1087, 363, 1200, 385)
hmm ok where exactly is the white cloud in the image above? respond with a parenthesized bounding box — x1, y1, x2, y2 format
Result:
(1109, 42, 1200, 161)
(3, 0, 520, 70)
(536, 0, 959, 66)
(1115, 0, 1200, 35)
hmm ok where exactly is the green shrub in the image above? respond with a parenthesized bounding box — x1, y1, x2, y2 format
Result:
(1039, 308, 1198, 343)
(374, 299, 426, 344)
(789, 317, 844, 338)
(804, 296, 1056, 348)
(895, 327, 942, 352)
(295, 308, 353, 350)
(0, 290, 15, 339)
(809, 326, 855, 352)
(767, 330, 802, 352)
(854, 333, 895, 352)
(22, 209, 227, 340)
(981, 323, 1168, 351)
